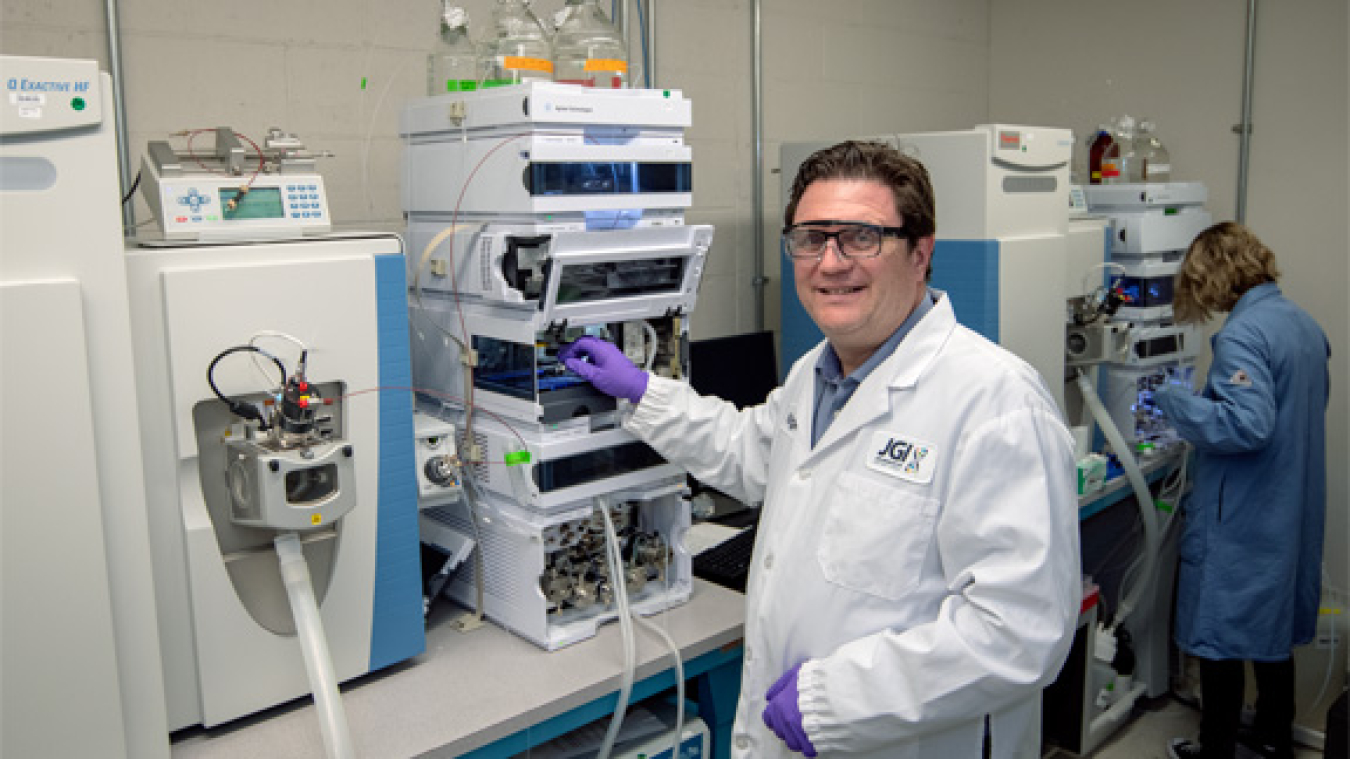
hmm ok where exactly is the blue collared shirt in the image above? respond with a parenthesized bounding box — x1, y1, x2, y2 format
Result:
(810, 289, 937, 446)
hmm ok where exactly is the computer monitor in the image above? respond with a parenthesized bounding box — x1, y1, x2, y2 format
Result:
(686, 331, 779, 522)
(687, 330, 779, 409)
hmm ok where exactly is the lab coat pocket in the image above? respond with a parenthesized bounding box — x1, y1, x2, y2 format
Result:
(817, 471, 939, 600)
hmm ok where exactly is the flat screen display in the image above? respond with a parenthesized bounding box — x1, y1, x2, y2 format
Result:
(220, 186, 284, 220)
(526, 162, 691, 196)
(1118, 275, 1175, 308)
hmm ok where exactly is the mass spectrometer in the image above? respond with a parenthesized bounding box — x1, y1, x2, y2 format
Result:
(1, 53, 166, 759)
(125, 233, 425, 730)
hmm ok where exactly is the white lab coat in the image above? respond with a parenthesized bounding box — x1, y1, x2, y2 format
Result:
(626, 294, 1080, 758)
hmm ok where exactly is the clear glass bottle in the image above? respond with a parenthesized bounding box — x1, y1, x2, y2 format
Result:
(1136, 118, 1172, 182)
(427, 3, 480, 94)
(483, 0, 554, 87)
(553, 0, 629, 88)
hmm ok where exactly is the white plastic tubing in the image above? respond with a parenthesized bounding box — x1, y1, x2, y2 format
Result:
(275, 532, 356, 759)
(595, 498, 687, 759)
(595, 498, 638, 759)
(1074, 371, 1160, 628)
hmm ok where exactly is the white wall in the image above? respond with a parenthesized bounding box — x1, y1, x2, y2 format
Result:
(657, 0, 991, 340)
(0, 0, 991, 343)
(989, 0, 1349, 731)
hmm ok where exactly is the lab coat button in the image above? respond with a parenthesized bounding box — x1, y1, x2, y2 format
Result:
(735, 735, 750, 749)
(764, 553, 774, 569)
(797, 468, 813, 480)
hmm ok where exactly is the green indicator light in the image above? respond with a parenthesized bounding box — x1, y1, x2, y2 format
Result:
(71, 97, 86, 111)
(663, 90, 671, 98)
(504, 450, 531, 466)
(361, 77, 368, 90)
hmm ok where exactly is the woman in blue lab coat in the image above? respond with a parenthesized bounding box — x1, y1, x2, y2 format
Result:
(1156, 222, 1330, 759)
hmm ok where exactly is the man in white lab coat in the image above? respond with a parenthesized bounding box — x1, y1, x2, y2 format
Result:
(560, 140, 1080, 758)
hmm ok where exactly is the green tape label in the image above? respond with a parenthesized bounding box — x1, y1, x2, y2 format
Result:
(504, 450, 531, 466)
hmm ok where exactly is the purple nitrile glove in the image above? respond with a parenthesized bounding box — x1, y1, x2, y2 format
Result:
(762, 663, 817, 757)
(557, 335, 649, 404)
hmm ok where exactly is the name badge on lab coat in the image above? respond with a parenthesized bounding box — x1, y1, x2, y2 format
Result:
(866, 431, 937, 484)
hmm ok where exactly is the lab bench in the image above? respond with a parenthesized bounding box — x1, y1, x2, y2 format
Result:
(1078, 449, 1187, 519)
(170, 579, 745, 758)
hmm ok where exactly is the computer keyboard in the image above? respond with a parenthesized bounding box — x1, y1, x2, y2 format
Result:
(692, 525, 756, 593)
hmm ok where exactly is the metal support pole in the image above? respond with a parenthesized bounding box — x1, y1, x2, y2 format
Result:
(104, 0, 135, 234)
(645, 0, 656, 88)
(1234, 0, 1258, 222)
(751, 0, 766, 331)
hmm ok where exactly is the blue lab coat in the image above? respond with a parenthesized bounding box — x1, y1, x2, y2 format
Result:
(1156, 283, 1329, 661)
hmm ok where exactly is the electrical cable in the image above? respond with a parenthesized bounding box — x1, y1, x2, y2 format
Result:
(248, 331, 309, 388)
(120, 168, 142, 206)
(206, 345, 287, 427)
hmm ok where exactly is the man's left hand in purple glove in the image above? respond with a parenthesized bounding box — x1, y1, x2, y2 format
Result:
(762, 663, 817, 757)
(557, 335, 649, 404)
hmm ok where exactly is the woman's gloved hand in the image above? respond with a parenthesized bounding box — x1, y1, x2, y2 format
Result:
(557, 335, 649, 404)
(762, 663, 817, 757)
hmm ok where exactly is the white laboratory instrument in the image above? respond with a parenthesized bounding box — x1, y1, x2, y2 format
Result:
(0, 54, 170, 759)
(781, 124, 1074, 411)
(124, 232, 426, 730)
(402, 83, 706, 649)
(414, 410, 466, 505)
(1084, 182, 1209, 453)
(402, 83, 692, 218)
(140, 126, 332, 241)
(431, 484, 690, 649)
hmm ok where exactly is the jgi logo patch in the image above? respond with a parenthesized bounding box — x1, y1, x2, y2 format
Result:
(866, 431, 937, 484)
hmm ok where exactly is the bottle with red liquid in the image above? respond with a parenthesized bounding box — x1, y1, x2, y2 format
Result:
(1088, 125, 1114, 185)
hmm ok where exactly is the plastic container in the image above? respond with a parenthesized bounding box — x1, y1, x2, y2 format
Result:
(483, 0, 554, 87)
(428, 3, 481, 94)
(1136, 119, 1172, 182)
(553, 0, 629, 88)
